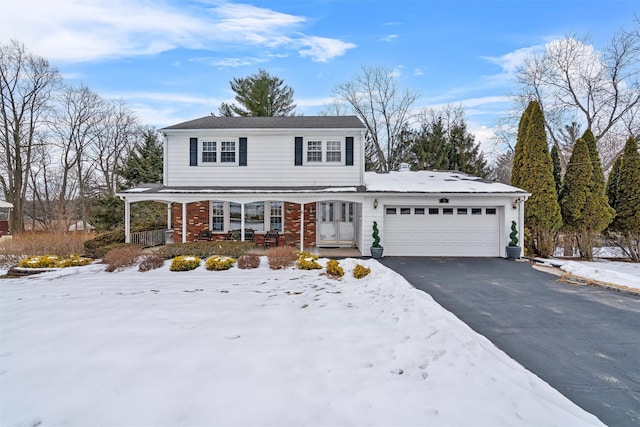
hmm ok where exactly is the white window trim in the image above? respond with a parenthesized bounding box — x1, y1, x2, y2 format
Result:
(209, 201, 284, 233)
(303, 139, 345, 165)
(200, 138, 238, 166)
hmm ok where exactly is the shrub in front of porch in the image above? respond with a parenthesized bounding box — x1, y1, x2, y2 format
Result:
(170, 255, 201, 271)
(155, 241, 252, 259)
(138, 254, 165, 272)
(267, 246, 298, 269)
(353, 264, 371, 279)
(103, 245, 143, 272)
(205, 255, 236, 271)
(297, 251, 322, 270)
(326, 259, 344, 278)
(83, 229, 126, 258)
(238, 253, 261, 269)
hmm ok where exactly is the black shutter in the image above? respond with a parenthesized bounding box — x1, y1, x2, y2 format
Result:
(239, 137, 247, 166)
(345, 136, 354, 166)
(189, 137, 198, 166)
(294, 137, 303, 165)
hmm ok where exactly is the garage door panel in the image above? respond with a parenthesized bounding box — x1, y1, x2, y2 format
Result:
(384, 207, 500, 256)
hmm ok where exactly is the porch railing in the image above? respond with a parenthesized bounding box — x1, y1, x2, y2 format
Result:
(131, 229, 171, 248)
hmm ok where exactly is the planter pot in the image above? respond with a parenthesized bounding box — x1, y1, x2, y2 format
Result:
(506, 245, 521, 260)
(370, 246, 384, 259)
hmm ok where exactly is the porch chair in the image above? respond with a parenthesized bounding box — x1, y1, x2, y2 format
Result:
(195, 229, 212, 241)
(263, 229, 280, 249)
(224, 229, 241, 241)
(244, 228, 255, 243)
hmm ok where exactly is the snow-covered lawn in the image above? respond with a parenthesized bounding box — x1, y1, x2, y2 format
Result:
(545, 259, 640, 291)
(1, 258, 602, 426)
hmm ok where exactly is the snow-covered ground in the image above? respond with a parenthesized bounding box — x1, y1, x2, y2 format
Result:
(551, 259, 640, 290)
(0, 258, 602, 426)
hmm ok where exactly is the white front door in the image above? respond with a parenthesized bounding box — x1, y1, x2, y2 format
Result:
(318, 201, 356, 246)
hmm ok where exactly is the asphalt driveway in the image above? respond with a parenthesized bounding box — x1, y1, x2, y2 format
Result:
(380, 257, 640, 426)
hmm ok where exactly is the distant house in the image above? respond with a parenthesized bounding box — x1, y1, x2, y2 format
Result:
(0, 201, 12, 235)
(117, 116, 529, 257)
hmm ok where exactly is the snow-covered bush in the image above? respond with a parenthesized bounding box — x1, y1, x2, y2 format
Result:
(353, 264, 371, 279)
(267, 246, 298, 269)
(238, 253, 260, 269)
(297, 251, 322, 270)
(326, 259, 344, 278)
(138, 254, 165, 272)
(170, 255, 201, 271)
(205, 255, 236, 271)
(17, 254, 92, 269)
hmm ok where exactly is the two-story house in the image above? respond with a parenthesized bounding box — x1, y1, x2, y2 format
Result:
(118, 115, 529, 257)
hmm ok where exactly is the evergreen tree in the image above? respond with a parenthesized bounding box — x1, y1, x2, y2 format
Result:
(559, 138, 593, 258)
(606, 154, 622, 210)
(218, 69, 296, 117)
(518, 101, 562, 257)
(447, 120, 489, 177)
(608, 136, 640, 261)
(119, 128, 163, 188)
(580, 129, 614, 257)
(510, 101, 533, 187)
(410, 120, 449, 171)
(550, 144, 562, 197)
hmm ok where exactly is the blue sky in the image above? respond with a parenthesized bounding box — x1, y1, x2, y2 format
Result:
(1, 0, 638, 158)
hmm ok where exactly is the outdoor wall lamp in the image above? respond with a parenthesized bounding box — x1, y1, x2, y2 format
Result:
(512, 197, 523, 209)
(373, 198, 378, 209)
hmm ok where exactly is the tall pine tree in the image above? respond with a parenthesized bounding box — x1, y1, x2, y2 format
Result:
(515, 101, 562, 257)
(119, 128, 164, 188)
(608, 136, 640, 261)
(559, 138, 593, 258)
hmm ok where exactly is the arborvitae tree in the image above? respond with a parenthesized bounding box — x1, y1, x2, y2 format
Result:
(518, 100, 562, 257)
(580, 129, 614, 258)
(608, 136, 640, 261)
(560, 138, 593, 258)
(510, 101, 533, 187)
(606, 154, 623, 209)
(218, 69, 296, 117)
(119, 128, 163, 188)
(551, 144, 562, 197)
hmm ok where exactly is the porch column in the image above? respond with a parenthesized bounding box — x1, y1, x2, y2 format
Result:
(124, 200, 131, 243)
(166, 203, 172, 229)
(300, 202, 304, 251)
(182, 202, 187, 243)
(240, 203, 245, 241)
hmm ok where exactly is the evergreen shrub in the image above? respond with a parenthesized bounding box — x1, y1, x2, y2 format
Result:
(353, 264, 371, 279)
(326, 259, 344, 278)
(296, 251, 322, 270)
(205, 255, 236, 271)
(170, 255, 201, 271)
(509, 221, 519, 247)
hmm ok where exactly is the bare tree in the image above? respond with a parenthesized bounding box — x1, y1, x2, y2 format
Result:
(48, 84, 105, 228)
(92, 100, 138, 196)
(332, 65, 419, 171)
(514, 24, 640, 170)
(0, 40, 60, 233)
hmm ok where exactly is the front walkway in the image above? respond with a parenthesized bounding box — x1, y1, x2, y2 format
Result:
(249, 246, 362, 258)
(380, 256, 640, 426)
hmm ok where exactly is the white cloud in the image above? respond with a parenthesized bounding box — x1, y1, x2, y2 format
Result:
(1, 0, 355, 63)
(482, 45, 545, 74)
(298, 36, 357, 62)
(414, 68, 424, 76)
(380, 34, 399, 42)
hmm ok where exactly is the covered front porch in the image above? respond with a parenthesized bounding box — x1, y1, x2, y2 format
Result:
(118, 185, 367, 255)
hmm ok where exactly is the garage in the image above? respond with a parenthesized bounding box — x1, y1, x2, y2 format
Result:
(383, 206, 501, 256)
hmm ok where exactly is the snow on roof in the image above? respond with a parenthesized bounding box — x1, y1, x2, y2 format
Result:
(365, 170, 528, 194)
(0, 201, 13, 208)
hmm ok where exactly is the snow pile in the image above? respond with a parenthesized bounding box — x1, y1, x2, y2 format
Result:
(0, 259, 602, 426)
(555, 259, 640, 290)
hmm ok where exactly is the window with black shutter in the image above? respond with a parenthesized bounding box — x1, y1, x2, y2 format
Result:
(189, 137, 198, 166)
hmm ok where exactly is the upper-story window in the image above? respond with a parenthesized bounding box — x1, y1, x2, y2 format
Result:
(307, 141, 322, 162)
(202, 141, 216, 163)
(200, 139, 237, 164)
(326, 140, 341, 162)
(221, 141, 236, 163)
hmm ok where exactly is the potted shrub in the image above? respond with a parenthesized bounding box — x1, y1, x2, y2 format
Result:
(370, 221, 384, 259)
(506, 221, 521, 260)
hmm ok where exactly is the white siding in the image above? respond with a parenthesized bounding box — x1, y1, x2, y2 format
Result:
(164, 129, 363, 187)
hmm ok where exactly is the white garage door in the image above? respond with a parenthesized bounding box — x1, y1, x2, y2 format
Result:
(383, 206, 501, 256)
